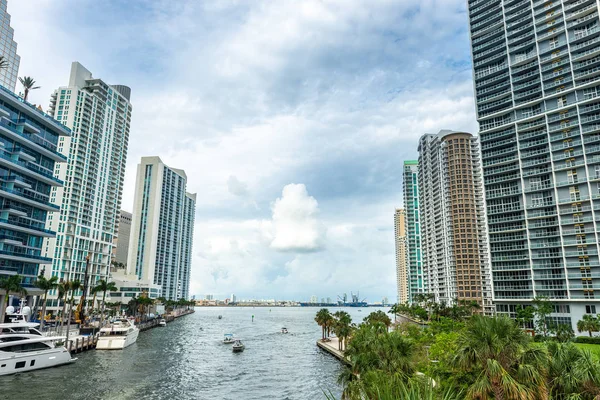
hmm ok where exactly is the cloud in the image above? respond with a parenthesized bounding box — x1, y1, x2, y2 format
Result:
(269, 184, 325, 252)
(227, 175, 249, 197)
(9, 0, 478, 301)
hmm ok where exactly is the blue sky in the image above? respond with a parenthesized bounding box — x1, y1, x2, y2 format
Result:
(12, 0, 479, 302)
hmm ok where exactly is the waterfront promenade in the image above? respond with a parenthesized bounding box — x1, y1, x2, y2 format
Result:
(316, 337, 349, 364)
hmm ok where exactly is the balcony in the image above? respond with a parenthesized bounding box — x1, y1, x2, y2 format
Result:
(0, 119, 66, 162)
(0, 184, 59, 211)
(0, 249, 52, 264)
(0, 151, 63, 186)
(0, 218, 56, 237)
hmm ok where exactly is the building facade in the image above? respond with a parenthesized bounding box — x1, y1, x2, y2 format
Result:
(113, 210, 131, 265)
(402, 160, 424, 302)
(127, 156, 196, 301)
(394, 208, 409, 304)
(0, 1, 19, 92)
(418, 130, 493, 313)
(42, 62, 132, 310)
(467, 0, 600, 331)
(0, 85, 69, 301)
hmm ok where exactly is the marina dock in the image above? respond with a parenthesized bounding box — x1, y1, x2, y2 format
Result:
(316, 338, 349, 365)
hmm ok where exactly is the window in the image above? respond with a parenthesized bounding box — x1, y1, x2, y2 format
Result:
(586, 305, 597, 314)
(15, 361, 25, 369)
(557, 96, 567, 108)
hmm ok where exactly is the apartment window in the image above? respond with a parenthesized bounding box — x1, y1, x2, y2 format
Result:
(575, 27, 589, 40)
(557, 96, 567, 108)
(586, 305, 597, 314)
(584, 87, 599, 100)
(549, 37, 559, 49)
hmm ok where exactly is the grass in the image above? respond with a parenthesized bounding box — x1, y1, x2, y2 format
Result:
(574, 343, 600, 360)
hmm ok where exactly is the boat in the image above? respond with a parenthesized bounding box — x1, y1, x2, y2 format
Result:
(281, 327, 288, 334)
(0, 318, 75, 375)
(223, 333, 235, 344)
(232, 339, 245, 352)
(158, 319, 166, 327)
(96, 318, 139, 350)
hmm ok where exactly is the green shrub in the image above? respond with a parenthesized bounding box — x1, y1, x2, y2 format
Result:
(574, 336, 600, 344)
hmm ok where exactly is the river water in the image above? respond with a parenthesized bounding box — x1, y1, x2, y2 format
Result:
(1, 306, 377, 400)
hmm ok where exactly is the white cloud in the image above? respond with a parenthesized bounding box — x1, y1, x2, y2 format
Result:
(269, 184, 325, 252)
(227, 175, 249, 197)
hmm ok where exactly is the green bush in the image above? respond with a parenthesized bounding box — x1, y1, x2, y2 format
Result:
(574, 336, 600, 344)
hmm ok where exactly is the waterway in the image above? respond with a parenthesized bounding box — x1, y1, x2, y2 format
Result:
(1, 306, 378, 400)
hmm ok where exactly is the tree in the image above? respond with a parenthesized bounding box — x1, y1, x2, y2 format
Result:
(333, 311, 353, 351)
(34, 275, 58, 330)
(388, 303, 401, 322)
(577, 314, 600, 338)
(363, 310, 392, 329)
(18, 76, 40, 101)
(138, 296, 153, 319)
(0, 274, 27, 323)
(65, 280, 81, 342)
(315, 308, 331, 341)
(0, 56, 8, 70)
(555, 324, 575, 343)
(515, 305, 535, 329)
(546, 342, 600, 399)
(533, 296, 554, 337)
(452, 315, 547, 400)
(127, 296, 140, 317)
(57, 281, 69, 328)
(92, 280, 118, 324)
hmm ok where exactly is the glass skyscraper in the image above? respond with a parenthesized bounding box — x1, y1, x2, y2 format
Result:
(403, 160, 424, 302)
(467, 0, 600, 330)
(0, 0, 19, 92)
(0, 86, 68, 293)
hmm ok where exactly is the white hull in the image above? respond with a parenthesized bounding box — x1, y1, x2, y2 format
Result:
(96, 329, 139, 350)
(0, 347, 74, 376)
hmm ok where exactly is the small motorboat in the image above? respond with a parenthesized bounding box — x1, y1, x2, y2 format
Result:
(218, 315, 222, 320)
(281, 327, 288, 334)
(158, 319, 166, 327)
(232, 339, 245, 352)
(223, 333, 235, 344)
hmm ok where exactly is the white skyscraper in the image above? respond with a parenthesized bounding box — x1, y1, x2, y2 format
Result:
(394, 208, 408, 304)
(418, 130, 493, 314)
(127, 156, 196, 300)
(0, 0, 19, 91)
(43, 62, 131, 309)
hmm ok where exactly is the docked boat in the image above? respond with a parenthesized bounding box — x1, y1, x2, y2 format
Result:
(281, 327, 288, 334)
(96, 318, 139, 350)
(223, 333, 235, 344)
(0, 319, 75, 375)
(232, 339, 245, 352)
(158, 319, 166, 327)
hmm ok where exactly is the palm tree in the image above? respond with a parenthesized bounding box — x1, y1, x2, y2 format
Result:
(364, 310, 392, 329)
(57, 281, 69, 328)
(577, 314, 600, 337)
(388, 303, 401, 323)
(65, 280, 81, 340)
(315, 308, 331, 340)
(19, 77, 40, 102)
(333, 311, 353, 351)
(92, 280, 118, 323)
(0, 274, 27, 323)
(0, 56, 8, 70)
(452, 315, 548, 400)
(34, 275, 58, 331)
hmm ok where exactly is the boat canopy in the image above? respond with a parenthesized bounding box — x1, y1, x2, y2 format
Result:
(224, 333, 233, 337)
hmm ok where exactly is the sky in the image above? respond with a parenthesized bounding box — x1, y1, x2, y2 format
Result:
(10, 0, 479, 303)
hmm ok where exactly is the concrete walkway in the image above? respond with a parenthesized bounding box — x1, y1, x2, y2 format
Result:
(316, 337, 349, 364)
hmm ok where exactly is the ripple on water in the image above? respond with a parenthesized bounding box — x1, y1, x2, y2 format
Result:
(0, 307, 378, 400)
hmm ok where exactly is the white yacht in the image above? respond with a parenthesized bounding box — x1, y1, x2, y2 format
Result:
(158, 318, 166, 327)
(0, 316, 75, 375)
(96, 318, 139, 350)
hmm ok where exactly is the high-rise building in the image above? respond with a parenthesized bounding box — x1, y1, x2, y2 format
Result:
(0, 84, 69, 304)
(231, 293, 236, 303)
(113, 210, 132, 265)
(467, 0, 600, 330)
(403, 160, 424, 302)
(127, 156, 196, 300)
(310, 295, 318, 304)
(0, 1, 19, 92)
(43, 62, 131, 310)
(394, 208, 408, 304)
(418, 130, 493, 313)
